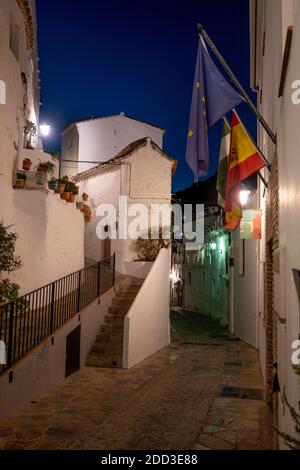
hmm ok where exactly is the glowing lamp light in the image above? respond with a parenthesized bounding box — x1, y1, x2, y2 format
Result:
(170, 271, 179, 283)
(210, 242, 217, 251)
(219, 237, 225, 254)
(39, 124, 51, 137)
(240, 190, 250, 206)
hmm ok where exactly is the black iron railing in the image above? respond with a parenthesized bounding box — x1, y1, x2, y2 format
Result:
(0, 254, 115, 375)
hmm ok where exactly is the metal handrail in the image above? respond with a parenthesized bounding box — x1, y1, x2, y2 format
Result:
(0, 254, 115, 374)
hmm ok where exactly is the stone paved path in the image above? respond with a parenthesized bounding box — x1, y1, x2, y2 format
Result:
(0, 312, 272, 450)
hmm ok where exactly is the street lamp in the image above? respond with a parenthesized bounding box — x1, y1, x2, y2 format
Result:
(240, 190, 250, 206)
(39, 124, 51, 137)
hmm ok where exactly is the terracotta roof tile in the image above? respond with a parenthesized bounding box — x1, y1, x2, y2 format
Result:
(73, 137, 177, 181)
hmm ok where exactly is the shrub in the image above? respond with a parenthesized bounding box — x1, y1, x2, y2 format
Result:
(0, 223, 22, 305)
(132, 227, 170, 262)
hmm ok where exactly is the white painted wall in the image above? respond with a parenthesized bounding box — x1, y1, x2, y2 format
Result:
(231, 193, 259, 348)
(251, 0, 300, 445)
(0, 287, 114, 420)
(7, 189, 84, 295)
(61, 114, 165, 178)
(123, 248, 170, 369)
(0, 0, 84, 295)
(76, 140, 174, 275)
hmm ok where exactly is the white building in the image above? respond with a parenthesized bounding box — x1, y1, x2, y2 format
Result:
(73, 137, 177, 275)
(0, 0, 84, 295)
(231, 0, 300, 448)
(61, 113, 165, 178)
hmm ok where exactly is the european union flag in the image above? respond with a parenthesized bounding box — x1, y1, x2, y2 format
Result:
(186, 37, 242, 179)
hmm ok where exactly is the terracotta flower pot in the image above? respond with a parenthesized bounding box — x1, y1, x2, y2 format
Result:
(22, 159, 32, 171)
(15, 179, 25, 189)
(55, 183, 65, 194)
(76, 201, 84, 211)
(37, 167, 47, 174)
(68, 194, 76, 203)
(61, 191, 70, 201)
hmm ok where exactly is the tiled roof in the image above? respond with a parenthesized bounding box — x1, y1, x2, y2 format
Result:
(16, 0, 34, 49)
(73, 137, 177, 181)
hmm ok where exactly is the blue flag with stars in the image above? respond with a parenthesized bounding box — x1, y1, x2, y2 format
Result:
(186, 37, 242, 179)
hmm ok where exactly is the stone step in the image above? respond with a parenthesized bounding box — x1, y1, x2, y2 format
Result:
(105, 314, 125, 325)
(92, 342, 123, 355)
(86, 353, 122, 368)
(112, 296, 135, 306)
(100, 324, 123, 335)
(116, 285, 139, 291)
(109, 305, 129, 316)
(96, 332, 123, 343)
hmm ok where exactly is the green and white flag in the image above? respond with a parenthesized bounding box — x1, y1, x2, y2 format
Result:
(217, 117, 231, 208)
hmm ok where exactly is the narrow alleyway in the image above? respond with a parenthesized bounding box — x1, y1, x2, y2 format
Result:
(0, 312, 272, 450)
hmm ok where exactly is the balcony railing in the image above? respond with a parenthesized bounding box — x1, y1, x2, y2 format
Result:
(0, 255, 115, 375)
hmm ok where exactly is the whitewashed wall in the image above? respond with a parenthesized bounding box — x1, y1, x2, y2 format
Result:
(61, 114, 165, 178)
(252, 0, 300, 446)
(6, 190, 84, 295)
(230, 193, 259, 348)
(123, 248, 171, 368)
(0, 287, 114, 420)
(76, 140, 174, 274)
(0, 0, 84, 295)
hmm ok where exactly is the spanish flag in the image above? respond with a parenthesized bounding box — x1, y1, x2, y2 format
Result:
(225, 110, 266, 230)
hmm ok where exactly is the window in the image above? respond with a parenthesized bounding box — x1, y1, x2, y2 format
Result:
(10, 15, 20, 62)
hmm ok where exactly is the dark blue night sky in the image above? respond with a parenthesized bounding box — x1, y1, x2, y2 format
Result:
(36, 0, 256, 191)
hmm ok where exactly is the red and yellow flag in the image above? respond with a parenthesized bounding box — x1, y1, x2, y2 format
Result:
(225, 110, 266, 230)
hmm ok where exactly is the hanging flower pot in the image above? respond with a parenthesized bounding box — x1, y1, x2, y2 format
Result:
(22, 158, 32, 171)
(55, 183, 65, 194)
(35, 160, 56, 175)
(84, 210, 92, 223)
(36, 172, 46, 185)
(82, 193, 89, 202)
(56, 175, 68, 194)
(15, 173, 26, 189)
(61, 191, 70, 201)
(48, 178, 58, 191)
(76, 201, 84, 211)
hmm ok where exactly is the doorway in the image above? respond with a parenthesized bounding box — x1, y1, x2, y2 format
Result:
(65, 325, 81, 378)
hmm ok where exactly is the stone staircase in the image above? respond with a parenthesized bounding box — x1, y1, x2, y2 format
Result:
(86, 275, 143, 368)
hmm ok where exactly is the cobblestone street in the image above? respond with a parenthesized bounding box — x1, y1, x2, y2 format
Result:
(0, 312, 272, 450)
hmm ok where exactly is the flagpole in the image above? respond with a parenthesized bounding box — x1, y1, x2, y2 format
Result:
(197, 24, 277, 146)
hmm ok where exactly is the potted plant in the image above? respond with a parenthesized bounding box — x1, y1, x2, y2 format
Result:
(48, 177, 58, 191)
(56, 175, 68, 194)
(76, 200, 84, 211)
(61, 180, 71, 201)
(35, 160, 56, 175)
(82, 192, 89, 202)
(22, 158, 32, 171)
(84, 207, 92, 222)
(15, 172, 26, 189)
(68, 182, 78, 203)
